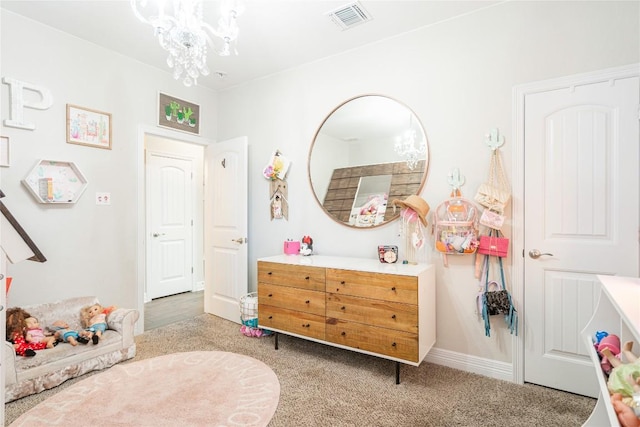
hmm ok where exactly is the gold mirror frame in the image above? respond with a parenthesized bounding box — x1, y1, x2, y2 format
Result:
(308, 95, 429, 228)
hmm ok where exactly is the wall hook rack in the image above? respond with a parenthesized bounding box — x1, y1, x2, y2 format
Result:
(447, 168, 465, 191)
(485, 128, 505, 151)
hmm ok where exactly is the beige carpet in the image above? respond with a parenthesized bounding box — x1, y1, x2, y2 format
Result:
(9, 351, 279, 427)
(6, 314, 596, 426)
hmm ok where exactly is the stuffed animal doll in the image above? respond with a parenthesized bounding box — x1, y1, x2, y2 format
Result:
(48, 320, 89, 346)
(601, 341, 640, 426)
(24, 316, 57, 349)
(80, 304, 115, 344)
(6, 307, 48, 357)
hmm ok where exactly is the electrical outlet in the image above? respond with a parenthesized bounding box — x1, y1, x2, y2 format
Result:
(96, 192, 111, 205)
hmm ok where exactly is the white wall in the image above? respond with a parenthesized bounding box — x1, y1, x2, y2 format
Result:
(216, 1, 639, 363)
(0, 11, 218, 313)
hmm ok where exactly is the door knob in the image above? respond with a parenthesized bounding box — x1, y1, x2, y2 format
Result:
(529, 249, 554, 259)
(231, 237, 246, 244)
(152, 233, 166, 237)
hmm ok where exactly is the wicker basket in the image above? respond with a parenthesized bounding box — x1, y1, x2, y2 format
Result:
(239, 292, 271, 337)
(240, 292, 259, 327)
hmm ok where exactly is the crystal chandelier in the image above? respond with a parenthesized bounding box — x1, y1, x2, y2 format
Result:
(131, 0, 243, 87)
(394, 116, 426, 170)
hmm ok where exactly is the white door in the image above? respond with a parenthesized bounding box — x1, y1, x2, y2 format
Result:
(204, 137, 248, 323)
(146, 152, 194, 299)
(523, 71, 639, 396)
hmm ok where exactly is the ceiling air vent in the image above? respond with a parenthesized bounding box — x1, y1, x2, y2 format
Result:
(326, 1, 373, 31)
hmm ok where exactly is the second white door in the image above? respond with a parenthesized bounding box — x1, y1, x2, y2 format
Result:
(147, 152, 194, 300)
(523, 68, 639, 396)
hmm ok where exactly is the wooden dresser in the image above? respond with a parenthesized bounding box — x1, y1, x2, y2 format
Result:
(257, 255, 435, 382)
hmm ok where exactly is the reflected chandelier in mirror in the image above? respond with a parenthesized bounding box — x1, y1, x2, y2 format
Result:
(308, 95, 429, 228)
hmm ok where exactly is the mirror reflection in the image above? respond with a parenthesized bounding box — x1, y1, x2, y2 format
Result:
(309, 95, 428, 227)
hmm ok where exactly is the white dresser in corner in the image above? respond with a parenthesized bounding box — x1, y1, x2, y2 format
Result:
(581, 275, 640, 427)
(257, 254, 435, 383)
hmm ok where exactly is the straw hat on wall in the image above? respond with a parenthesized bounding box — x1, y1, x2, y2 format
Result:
(392, 195, 430, 227)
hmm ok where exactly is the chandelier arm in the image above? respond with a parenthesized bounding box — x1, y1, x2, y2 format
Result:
(130, 0, 151, 24)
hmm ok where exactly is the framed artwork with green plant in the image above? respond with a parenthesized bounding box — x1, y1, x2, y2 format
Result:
(157, 92, 200, 135)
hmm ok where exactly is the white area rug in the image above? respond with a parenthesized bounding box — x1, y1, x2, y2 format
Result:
(10, 351, 280, 426)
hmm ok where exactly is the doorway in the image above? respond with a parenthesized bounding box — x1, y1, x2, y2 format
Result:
(136, 126, 211, 334)
(513, 64, 639, 396)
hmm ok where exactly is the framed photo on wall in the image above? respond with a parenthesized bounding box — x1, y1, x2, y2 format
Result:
(66, 104, 112, 150)
(158, 92, 200, 135)
(0, 136, 9, 167)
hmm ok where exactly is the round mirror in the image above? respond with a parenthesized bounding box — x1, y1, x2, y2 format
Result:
(308, 95, 429, 228)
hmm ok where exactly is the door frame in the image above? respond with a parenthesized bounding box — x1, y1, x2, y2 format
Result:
(511, 63, 639, 384)
(135, 124, 213, 334)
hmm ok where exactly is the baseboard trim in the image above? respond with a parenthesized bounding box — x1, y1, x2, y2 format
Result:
(424, 347, 513, 382)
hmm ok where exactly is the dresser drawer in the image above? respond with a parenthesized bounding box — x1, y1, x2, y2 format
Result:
(326, 319, 418, 362)
(258, 261, 326, 291)
(259, 305, 325, 341)
(326, 293, 418, 333)
(326, 269, 417, 304)
(258, 283, 325, 316)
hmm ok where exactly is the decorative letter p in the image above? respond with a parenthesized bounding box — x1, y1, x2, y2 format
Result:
(2, 77, 53, 130)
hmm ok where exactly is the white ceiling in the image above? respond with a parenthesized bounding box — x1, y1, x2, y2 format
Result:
(0, 0, 500, 91)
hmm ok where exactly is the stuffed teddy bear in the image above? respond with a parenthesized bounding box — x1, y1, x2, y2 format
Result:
(6, 307, 49, 357)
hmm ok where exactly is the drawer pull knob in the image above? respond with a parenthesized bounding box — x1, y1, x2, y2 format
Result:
(336, 288, 340, 292)
(391, 342, 397, 347)
(341, 281, 346, 285)
(305, 276, 310, 280)
(391, 314, 396, 319)
(341, 306, 346, 310)
(341, 331, 346, 336)
(268, 293, 273, 297)
(305, 300, 310, 304)
(268, 316, 273, 319)
(268, 272, 273, 275)
(391, 286, 396, 291)
(302, 323, 310, 328)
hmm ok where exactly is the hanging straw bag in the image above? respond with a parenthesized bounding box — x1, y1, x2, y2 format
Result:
(475, 150, 510, 214)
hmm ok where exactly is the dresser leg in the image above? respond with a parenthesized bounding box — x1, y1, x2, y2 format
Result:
(275, 332, 279, 350)
(396, 362, 400, 384)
